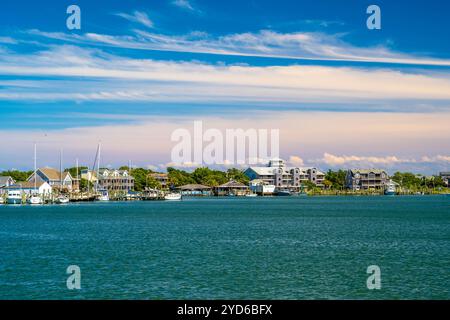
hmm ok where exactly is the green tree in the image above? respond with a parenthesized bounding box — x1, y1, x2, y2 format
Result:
(79, 178, 93, 191)
(146, 176, 162, 189)
(324, 169, 346, 189)
(226, 168, 250, 185)
(392, 172, 422, 190)
(64, 166, 88, 179)
(129, 168, 152, 191)
(0, 170, 33, 182)
(167, 167, 195, 187)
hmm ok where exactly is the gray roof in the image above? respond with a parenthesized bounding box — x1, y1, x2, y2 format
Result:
(178, 184, 212, 190)
(217, 180, 248, 188)
(0, 176, 14, 186)
(350, 169, 387, 174)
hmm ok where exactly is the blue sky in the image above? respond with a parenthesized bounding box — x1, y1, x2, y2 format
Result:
(0, 0, 449, 173)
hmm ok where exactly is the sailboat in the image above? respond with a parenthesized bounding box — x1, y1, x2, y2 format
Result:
(27, 143, 44, 205)
(56, 149, 70, 204)
(94, 142, 109, 201)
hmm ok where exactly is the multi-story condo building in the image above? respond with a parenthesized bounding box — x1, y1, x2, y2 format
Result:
(345, 169, 389, 190)
(81, 169, 134, 192)
(98, 169, 134, 192)
(439, 172, 450, 187)
(244, 159, 325, 191)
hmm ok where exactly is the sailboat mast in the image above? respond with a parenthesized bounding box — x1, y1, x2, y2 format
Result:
(76, 158, 79, 187)
(60, 149, 63, 190)
(96, 142, 101, 192)
(34, 143, 37, 191)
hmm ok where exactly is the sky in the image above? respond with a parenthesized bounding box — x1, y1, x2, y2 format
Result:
(0, 0, 449, 174)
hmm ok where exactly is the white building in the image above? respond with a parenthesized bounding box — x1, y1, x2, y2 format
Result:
(244, 159, 325, 191)
(249, 179, 276, 195)
(7, 181, 52, 196)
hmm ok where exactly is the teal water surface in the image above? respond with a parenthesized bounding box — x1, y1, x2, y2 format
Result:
(0, 196, 449, 299)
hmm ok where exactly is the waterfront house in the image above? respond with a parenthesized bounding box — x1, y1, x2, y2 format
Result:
(244, 159, 325, 192)
(148, 173, 169, 188)
(80, 169, 98, 183)
(177, 184, 212, 196)
(440, 172, 450, 187)
(345, 169, 389, 190)
(97, 169, 135, 192)
(0, 176, 15, 194)
(214, 180, 249, 196)
(6, 181, 52, 196)
(27, 168, 74, 192)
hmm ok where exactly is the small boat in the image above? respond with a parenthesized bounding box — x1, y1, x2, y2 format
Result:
(384, 186, 396, 196)
(7, 190, 22, 204)
(27, 194, 43, 205)
(384, 180, 397, 196)
(56, 195, 70, 204)
(275, 189, 291, 196)
(164, 193, 182, 201)
(245, 193, 258, 197)
(97, 189, 110, 201)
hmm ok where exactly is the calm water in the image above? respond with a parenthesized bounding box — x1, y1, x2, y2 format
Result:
(0, 196, 449, 300)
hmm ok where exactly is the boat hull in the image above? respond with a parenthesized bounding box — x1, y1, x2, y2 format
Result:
(164, 193, 182, 201)
(27, 196, 43, 205)
(275, 190, 291, 196)
(56, 197, 70, 204)
(7, 197, 22, 205)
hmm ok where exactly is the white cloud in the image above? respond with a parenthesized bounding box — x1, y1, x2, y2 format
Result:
(172, 0, 196, 12)
(1, 45, 450, 105)
(115, 11, 154, 28)
(288, 155, 305, 166)
(1, 112, 450, 174)
(321, 153, 414, 166)
(320, 152, 450, 167)
(421, 155, 450, 163)
(146, 164, 160, 171)
(27, 29, 450, 66)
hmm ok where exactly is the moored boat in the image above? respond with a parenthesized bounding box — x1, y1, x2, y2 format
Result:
(56, 195, 70, 204)
(275, 189, 291, 196)
(27, 194, 43, 205)
(7, 190, 22, 204)
(384, 180, 397, 196)
(97, 188, 110, 201)
(164, 193, 182, 201)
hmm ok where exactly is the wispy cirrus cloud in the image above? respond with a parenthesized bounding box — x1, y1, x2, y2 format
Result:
(171, 0, 198, 12)
(1, 45, 450, 107)
(25, 28, 450, 66)
(319, 152, 450, 167)
(114, 11, 154, 28)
